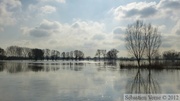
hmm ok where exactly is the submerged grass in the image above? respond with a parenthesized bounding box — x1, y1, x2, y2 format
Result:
(119, 61, 180, 70)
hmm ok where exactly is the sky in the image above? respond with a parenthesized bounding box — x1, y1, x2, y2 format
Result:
(0, 0, 180, 57)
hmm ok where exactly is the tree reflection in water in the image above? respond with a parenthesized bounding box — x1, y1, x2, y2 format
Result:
(126, 69, 161, 94)
(145, 69, 161, 94)
(0, 61, 84, 73)
(96, 61, 118, 71)
(0, 62, 4, 72)
(126, 69, 146, 94)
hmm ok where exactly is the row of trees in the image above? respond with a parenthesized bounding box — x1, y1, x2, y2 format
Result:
(163, 50, 180, 62)
(95, 49, 119, 60)
(0, 46, 85, 61)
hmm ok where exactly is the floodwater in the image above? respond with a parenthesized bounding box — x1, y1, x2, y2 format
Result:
(0, 60, 179, 101)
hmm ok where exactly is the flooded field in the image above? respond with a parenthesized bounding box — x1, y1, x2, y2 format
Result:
(0, 60, 180, 101)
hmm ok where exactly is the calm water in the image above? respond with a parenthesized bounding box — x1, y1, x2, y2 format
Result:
(0, 60, 180, 101)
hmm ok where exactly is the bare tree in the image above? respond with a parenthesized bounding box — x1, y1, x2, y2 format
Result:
(70, 51, 74, 60)
(125, 20, 146, 67)
(61, 52, 66, 60)
(144, 24, 161, 65)
(22, 47, 31, 58)
(95, 49, 106, 61)
(0, 47, 6, 60)
(163, 50, 179, 62)
(65, 52, 70, 60)
(74, 50, 84, 60)
(106, 49, 119, 60)
(55, 51, 60, 60)
(44, 49, 51, 61)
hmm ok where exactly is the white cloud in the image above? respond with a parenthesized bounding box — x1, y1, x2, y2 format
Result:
(21, 19, 61, 37)
(112, 0, 180, 21)
(113, 2, 157, 20)
(113, 27, 125, 34)
(171, 20, 180, 35)
(40, 0, 66, 3)
(20, 19, 124, 56)
(41, 5, 56, 14)
(0, 0, 21, 31)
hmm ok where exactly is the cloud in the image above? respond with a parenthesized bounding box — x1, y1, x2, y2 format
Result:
(176, 30, 180, 35)
(0, 0, 21, 30)
(41, 5, 56, 14)
(92, 34, 105, 40)
(158, 0, 180, 9)
(20, 19, 124, 56)
(22, 19, 61, 37)
(40, 0, 66, 3)
(113, 27, 124, 34)
(172, 20, 180, 35)
(112, 0, 180, 21)
(113, 2, 157, 20)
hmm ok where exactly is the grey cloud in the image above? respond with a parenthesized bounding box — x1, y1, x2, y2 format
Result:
(27, 20, 61, 38)
(125, 9, 139, 17)
(29, 29, 50, 37)
(162, 43, 172, 48)
(176, 29, 180, 35)
(71, 22, 80, 28)
(139, 6, 157, 17)
(160, 0, 180, 9)
(125, 6, 157, 18)
(113, 35, 124, 41)
(40, 22, 59, 30)
(113, 27, 124, 34)
(92, 34, 105, 40)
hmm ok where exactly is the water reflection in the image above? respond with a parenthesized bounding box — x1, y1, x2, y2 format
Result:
(96, 61, 119, 71)
(0, 61, 179, 101)
(0, 62, 4, 72)
(145, 69, 161, 94)
(0, 61, 84, 73)
(126, 69, 161, 94)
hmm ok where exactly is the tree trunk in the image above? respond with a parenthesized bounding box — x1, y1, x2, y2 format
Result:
(137, 59, 140, 67)
(148, 57, 151, 66)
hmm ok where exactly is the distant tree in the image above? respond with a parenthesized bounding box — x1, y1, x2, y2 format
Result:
(51, 50, 56, 60)
(65, 52, 70, 60)
(61, 52, 66, 60)
(32, 48, 44, 61)
(86, 56, 91, 61)
(55, 51, 60, 60)
(95, 49, 106, 61)
(144, 24, 161, 65)
(106, 49, 119, 60)
(163, 50, 179, 62)
(70, 51, 74, 60)
(74, 50, 84, 60)
(22, 47, 31, 58)
(6, 46, 18, 57)
(125, 20, 146, 67)
(44, 49, 50, 61)
(0, 47, 6, 60)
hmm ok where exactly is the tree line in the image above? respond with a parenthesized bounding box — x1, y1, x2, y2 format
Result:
(0, 46, 120, 61)
(0, 46, 84, 61)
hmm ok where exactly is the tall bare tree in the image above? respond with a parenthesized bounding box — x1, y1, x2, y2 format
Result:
(144, 24, 161, 65)
(125, 20, 146, 67)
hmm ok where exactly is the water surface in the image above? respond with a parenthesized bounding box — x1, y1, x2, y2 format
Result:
(0, 61, 179, 101)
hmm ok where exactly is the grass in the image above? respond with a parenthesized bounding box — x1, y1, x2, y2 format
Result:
(119, 61, 180, 69)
